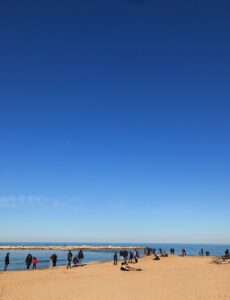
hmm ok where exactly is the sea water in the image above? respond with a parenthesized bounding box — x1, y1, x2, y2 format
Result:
(0, 242, 229, 271)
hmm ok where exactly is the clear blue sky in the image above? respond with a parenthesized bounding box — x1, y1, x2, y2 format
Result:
(0, 0, 230, 243)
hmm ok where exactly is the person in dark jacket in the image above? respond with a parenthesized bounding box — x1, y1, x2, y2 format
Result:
(77, 250, 84, 266)
(134, 249, 139, 263)
(123, 250, 128, 263)
(129, 251, 134, 263)
(50, 254, 57, 267)
(67, 250, 73, 269)
(4, 253, 10, 271)
(114, 252, 118, 265)
(25, 253, 33, 270)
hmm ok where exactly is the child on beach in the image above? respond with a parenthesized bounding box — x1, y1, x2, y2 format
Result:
(32, 257, 38, 269)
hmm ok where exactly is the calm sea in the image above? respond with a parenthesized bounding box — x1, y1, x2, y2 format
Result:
(0, 242, 229, 271)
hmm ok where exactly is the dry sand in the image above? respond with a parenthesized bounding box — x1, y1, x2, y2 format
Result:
(1, 255, 229, 300)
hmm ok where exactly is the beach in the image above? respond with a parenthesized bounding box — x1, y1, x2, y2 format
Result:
(1, 255, 229, 300)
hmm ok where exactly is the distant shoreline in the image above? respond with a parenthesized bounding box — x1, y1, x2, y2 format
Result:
(0, 245, 144, 251)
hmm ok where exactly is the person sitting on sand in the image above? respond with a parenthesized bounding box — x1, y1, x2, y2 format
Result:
(120, 262, 142, 271)
(153, 254, 160, 261)
(160, 251, 168, 257)
(73, 255, 79, 266)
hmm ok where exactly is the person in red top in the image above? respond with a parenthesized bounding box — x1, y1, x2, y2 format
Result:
(32, 257, 38, 270)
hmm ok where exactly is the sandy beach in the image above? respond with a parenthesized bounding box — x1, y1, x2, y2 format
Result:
(1, 255, 229, 300)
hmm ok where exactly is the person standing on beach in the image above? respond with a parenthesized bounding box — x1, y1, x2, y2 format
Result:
(200, 248, 204, 256)
(114, 252, 118, 265)
(77, 250, 84, 266)
(25, 253, 33, 270)
(181, 249, 186, 257)
(53, 254, 57, 267)
(50, 254, 57, 267)
(123, 250, 128, 263)
(67, 250, 73, 269)
(32, 257, 38, 269)
(4, 253, 10, 271)
(129, 251, 134, 263)
(134, 249, 138, 263)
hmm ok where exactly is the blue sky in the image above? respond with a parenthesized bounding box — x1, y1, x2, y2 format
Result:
(0, 0, 230, 243)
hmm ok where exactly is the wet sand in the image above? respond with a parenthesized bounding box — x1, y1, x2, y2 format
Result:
(1, 255, 229, 300)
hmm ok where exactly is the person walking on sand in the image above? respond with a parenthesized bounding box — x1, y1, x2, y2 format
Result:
(25, 253, 33, 270)
(67, 250, 73, 269)
(4, 253, 10, 271)
(32, 257, 38, 269)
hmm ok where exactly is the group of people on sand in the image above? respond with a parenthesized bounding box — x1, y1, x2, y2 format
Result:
(114, 249, 139, 265)
(4, 247, 229, 271)
(50, 250, 84, 268)
(3, 250, 84, 271)
(199, 248, 212, 256)
(25, 253, 38, 269)
(66, 250, 84, 268)
(4, 253, 38, 271)
(144, 247, 175, 256)
(118, 249, 142, 271)
(169, 248, 175, 255)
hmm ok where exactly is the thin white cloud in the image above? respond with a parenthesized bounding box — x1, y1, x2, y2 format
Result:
(0, 196, 65, 209)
